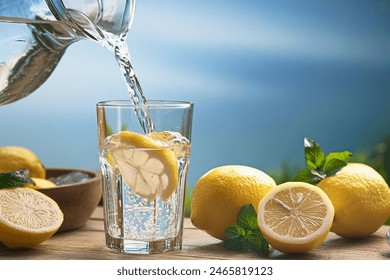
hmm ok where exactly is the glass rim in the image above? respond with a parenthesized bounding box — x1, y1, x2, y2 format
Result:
(96, 99, 193, 109)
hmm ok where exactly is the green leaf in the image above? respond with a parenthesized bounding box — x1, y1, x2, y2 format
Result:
(223, 204, 269, 254)
(244, 232, 269, 253)
(293, 168, 316, 183)
(294, 138, 351, 184)
(223, 237, 244, 251)
(224, 225, 245, 238)
(237, 204, 258, 230)
(323, 158, 347, 177)
(293, 167, 324, 184)
(304, 137, 325, 169)
(325, 151, 352, 163)
(0, 169, 35, 189)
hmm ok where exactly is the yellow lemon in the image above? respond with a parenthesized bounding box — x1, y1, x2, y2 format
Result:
(24, 178, 56, 189)
(190, 165, 276, 240)
(257, 182, 334, 254)
(104, 131, 178, 201)
(0, 146, 45, 178)
(0, 187, 64, 248)
(317, 163, 390, 238)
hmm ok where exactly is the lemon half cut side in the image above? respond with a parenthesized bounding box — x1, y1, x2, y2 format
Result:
(106, 131, 179, 201)
(0, 188, 64, 249)
(257, 182, 334, 254)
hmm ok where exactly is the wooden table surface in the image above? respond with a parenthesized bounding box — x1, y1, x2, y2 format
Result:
(1, 207, 389, 260)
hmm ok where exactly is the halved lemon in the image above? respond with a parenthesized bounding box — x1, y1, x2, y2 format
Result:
(257, 182, 334, 254)
(0, 187, 64, 248)
(106, 131, 178, 201)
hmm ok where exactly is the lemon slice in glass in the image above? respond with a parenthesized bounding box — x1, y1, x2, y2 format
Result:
(106, 131, 179, 201)
(257, 182, 334, 254)
(0, 187, 64, 248)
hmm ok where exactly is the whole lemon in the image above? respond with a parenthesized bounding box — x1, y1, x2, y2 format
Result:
(190, 165, 276, 240)
(23, 178, 56, 189)
(0, 146, 45, 178)
(317, 163, 390, 238)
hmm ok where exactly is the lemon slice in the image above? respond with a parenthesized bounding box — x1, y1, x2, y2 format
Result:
(257, 182, 334, 254)
(106, 131, 178, 201)
(0, 188, 64, 248)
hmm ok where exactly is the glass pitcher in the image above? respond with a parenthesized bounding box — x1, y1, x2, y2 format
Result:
(0, 0, 135, 105)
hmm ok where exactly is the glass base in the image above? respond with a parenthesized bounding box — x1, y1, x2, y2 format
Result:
(105, 233, 183, 254)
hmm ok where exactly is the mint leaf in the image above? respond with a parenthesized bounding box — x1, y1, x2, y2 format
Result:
(244, 231, 269, 253)
(294, 138, 352, 184)
(293, 168, 325, 184)
(325, 151, 352, 163)
(323, 158, 347, 176)
(294, 168, 317, 183)
(0, 169, 35, 189)
(304, 137, 325, 169)
(237, 204, 258, 230)
(223, 204, 269, 254)
(223, 237, 244, 251)
(224, 225, 245, 238)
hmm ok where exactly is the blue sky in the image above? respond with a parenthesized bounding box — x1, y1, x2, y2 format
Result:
(1, 0, 390, 185)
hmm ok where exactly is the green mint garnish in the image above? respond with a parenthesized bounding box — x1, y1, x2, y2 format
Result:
(0, 169, 35, 189)
(293, 137, 352, 184)
(223, 204, 269, 254)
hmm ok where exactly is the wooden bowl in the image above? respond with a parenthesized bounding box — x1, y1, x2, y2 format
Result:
(38, 168, 102, 232)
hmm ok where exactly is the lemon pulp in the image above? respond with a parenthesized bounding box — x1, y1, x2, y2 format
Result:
(0, 187, 63, 248)
(257, 182, 334, 254)
(104, 131, 179, 201)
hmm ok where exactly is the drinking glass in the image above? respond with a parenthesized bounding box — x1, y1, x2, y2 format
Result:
(96, 100, 193, 254)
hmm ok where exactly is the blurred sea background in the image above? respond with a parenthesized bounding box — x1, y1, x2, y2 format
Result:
(1, 0, 390, 188)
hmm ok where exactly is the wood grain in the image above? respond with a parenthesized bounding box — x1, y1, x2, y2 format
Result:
(1, 207, 389, 260)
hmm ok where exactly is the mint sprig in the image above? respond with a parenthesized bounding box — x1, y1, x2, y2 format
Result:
(223, 204, 269, 254)
(0, 169, 35, 189)
(293, 137, 352, 184)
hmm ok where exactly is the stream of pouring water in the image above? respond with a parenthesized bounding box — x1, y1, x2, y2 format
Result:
(66, 8, 155, 134)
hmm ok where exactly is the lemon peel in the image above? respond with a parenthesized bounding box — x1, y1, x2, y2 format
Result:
(0, 146, 45, 178)
(190, 165, 276, 240)
(24, 178, 56, 190)
(317, 163, 390, 238)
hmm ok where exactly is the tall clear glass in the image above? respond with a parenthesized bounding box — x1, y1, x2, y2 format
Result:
(96, 100, 193, 254)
